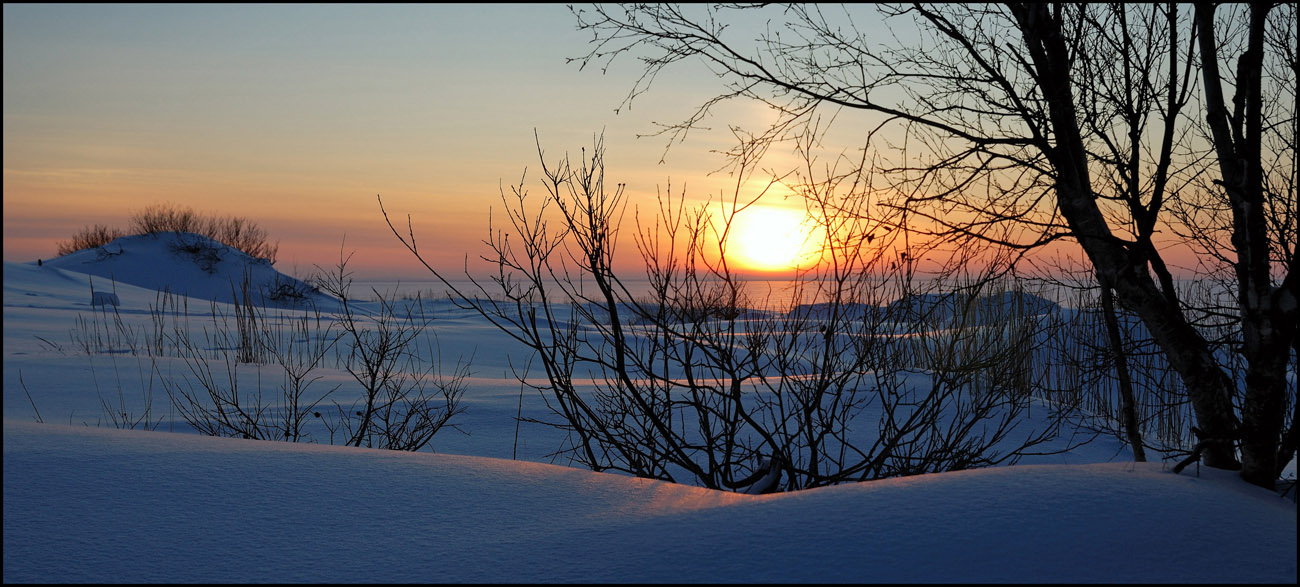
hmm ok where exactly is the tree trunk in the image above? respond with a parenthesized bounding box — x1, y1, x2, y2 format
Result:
(1010, 3, 1242, 470)
(1194, 2, 1298, 490)
(1101, 284, 1147, 462)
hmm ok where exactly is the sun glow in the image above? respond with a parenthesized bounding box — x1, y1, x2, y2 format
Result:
(723, 205, 823, 273)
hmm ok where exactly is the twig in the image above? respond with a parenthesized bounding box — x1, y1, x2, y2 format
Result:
(19, 370, 44, 423)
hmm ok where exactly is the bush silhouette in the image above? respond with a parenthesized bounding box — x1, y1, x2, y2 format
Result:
(56, 203, 279, 263)
(54, 224, 127, 257)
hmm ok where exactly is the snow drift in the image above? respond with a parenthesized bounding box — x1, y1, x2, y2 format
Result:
(40, 232, 330, 308)
(3, 420, 1295, 583)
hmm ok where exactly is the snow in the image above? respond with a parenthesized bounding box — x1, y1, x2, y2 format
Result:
(40, 232, 330, 309)
(4, 233, 1296, 583)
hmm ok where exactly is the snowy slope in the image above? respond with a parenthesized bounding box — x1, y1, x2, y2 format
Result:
(3, 420, 1295, 583)
(40, 232, 331, 308)
(3, 240, 1296, 583)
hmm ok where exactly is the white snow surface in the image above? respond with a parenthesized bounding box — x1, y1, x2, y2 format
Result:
(39, 232, 330, 308)
(3, 233, 1296, 583)
(6, 421, 1294, 583)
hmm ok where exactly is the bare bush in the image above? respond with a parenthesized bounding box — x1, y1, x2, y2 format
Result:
(56, 202, 279, 264)
(130, 203, 205, 236)
(171, 233, 225, 274)
(163, 252, 467, 451)
(163, 291, 339, 441)
(315, 251, 469, 451)
(55, 224, 126, 257)
(384, 134, 1071, 492)
(209, 215, 278, 263)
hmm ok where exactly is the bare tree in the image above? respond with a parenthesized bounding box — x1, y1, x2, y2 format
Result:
(315, 250, 469, 451)
(566, 3, 1297, 490)
(382, 132, 1071, 491)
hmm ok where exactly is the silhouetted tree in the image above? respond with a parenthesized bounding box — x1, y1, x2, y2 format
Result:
(567, 3, 1297, 489)
(383, 132, 1071, 491)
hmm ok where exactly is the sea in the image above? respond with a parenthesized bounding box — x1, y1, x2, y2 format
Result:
(355, 274, 1233, 312)
(355, 277, 809, 310)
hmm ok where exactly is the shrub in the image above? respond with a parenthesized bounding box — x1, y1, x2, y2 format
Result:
(129, 203, 205, 236)
(208, 215, 278, 263)
(55, 224, 127, 257)
(384, 135, 1072, 492)
(56, 203, 279, 264)
(169, 233, 224, 274)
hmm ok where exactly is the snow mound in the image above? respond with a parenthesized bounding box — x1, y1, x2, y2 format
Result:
(40, 232, 332, 308)
(3, 420, 1295, 583)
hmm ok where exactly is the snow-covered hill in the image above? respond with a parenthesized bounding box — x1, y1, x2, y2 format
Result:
(41, 232, 332, 308)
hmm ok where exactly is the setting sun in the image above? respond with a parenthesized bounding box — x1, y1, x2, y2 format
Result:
(724, 205, 823, 272)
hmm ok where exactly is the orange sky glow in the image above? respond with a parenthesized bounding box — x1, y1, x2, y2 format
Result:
(4, 4, 1218, 284)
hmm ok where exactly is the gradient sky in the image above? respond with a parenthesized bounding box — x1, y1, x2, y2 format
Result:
(3, 4, 1214, 283)
(5, 3, 816, 280)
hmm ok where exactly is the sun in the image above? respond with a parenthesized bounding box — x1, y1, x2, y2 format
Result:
(724, 205, 822, 272)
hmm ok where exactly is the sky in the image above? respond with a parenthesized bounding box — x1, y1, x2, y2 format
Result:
(4, 3, 840, 281)
(2, 235, 1295, 583)
(3, 4, 1233, 285)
